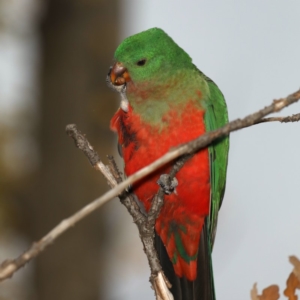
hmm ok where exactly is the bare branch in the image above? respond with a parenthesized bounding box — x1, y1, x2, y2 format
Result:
(66, 124, 117, 187)
(0, 89, 299, 283)
(67, 125, 168, 298)
(256, 113, 300, 124)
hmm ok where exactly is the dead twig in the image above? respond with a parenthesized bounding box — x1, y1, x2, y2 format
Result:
(257, 113, 300, 124)
(67, 125, 170, 299)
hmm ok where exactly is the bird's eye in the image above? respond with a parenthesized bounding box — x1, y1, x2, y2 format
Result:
(136, 59, 147, 66)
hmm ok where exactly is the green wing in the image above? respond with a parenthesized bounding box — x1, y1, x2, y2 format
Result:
(201, 72, 229, 248)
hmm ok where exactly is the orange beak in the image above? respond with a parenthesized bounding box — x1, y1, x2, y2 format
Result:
(109, 62, 131, 85)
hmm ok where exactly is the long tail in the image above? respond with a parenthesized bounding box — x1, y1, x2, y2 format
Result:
(155, 218, 215, 300)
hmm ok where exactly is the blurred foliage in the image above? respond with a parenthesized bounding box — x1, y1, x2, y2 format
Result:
(251, 256, 300, 300)
(0, 109, 38, 234)
(0, 120, 17, 231)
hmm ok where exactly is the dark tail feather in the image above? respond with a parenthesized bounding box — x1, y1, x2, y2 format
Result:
(155, 219, 215, 300)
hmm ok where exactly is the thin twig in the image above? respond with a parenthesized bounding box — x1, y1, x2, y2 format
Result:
(66, 124, 117, 187)
(256, 113, 300, 124)
(0, 89, 299, 283)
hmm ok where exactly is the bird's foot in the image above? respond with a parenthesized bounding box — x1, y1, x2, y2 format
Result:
(157, 174, 178, 195)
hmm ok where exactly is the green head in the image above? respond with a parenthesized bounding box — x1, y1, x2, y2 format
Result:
(113, 28, 193, 84)
(109, 28, 205, 125)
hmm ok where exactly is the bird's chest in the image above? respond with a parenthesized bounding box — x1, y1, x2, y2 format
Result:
(110, 101, 210, 213)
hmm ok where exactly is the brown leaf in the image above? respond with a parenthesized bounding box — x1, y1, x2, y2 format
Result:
(290, 256, 300, 283)
(259, 285, 280, 300)
(251, 284, 280, 300)
(251, 283, 260, 300)
(284, 272, 299, 300)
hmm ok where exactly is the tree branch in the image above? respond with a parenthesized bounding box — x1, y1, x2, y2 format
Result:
(0, 89, 299, 286)
(67, 125, 172, 299)
(256, 113, 300, 124)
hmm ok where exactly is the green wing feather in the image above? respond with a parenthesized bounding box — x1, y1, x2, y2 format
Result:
(199, 70, 229, 248)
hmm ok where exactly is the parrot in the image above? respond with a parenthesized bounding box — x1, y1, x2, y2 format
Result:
(107, 28, 229, 300)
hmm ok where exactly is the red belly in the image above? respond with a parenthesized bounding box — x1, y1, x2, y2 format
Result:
(111, 100, 210, 280)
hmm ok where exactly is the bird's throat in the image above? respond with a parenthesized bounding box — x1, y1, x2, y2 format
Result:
(125, 70, 206, 127)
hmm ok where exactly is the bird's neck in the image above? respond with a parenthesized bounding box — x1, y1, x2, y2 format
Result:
(125, 68, 208, 126)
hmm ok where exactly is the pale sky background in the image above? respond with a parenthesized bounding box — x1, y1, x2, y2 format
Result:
(107, 1, 300, 300)
(0, 1, 300, 300)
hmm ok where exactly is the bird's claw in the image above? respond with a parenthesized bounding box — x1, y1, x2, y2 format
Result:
(157, 174, 178, 195)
